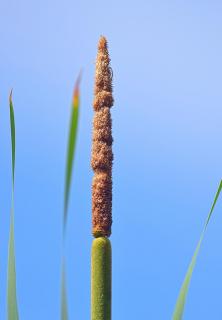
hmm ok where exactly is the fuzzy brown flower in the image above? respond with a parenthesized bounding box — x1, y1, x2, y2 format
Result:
(91, 36, 114, 237)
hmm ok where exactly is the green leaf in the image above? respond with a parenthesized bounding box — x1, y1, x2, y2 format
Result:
(9, 91, 15, 186)
(172, 180, 222, 320)
(64, 73, 81, 229)
(61, 74, 81, 320)
(7, 91, 19, 320)
(61, 259, 68, 320)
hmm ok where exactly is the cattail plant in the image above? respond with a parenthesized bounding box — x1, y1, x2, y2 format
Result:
(91, 36, 113, 320)
(3, 35, 222, 320)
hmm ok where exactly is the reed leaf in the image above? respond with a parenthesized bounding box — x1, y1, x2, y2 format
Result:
(7, 91, 19, 320)
(172, 180, 222, 320)
(61, 259, 68, 320)
(61, 75, 81, 320)
(64, 73, 81, 229)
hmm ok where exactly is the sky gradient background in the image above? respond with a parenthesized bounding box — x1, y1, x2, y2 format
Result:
(1, 0, 222, 319)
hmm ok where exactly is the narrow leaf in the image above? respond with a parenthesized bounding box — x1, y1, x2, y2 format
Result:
(61, 259, 68, 320)
(172, 180, 222, 320)
(7, 91, 19, 320)
(61, 74, 81, 320)
(9, 90, 15, 186)
(64, 73, 81, 229)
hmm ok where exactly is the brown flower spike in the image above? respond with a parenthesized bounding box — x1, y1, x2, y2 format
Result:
(91, 36, 114, 237)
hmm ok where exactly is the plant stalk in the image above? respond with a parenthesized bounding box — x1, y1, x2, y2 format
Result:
(91, 237, 111, 320)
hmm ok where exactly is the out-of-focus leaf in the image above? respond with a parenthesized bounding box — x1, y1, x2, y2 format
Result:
(61, 74, 81, 320)
(7, 91, 19, 320)
(9, 91, 15, 185)
(61, 259, 68, 320)
(64, 73, 81, 229)
(172, 180, 222, 320)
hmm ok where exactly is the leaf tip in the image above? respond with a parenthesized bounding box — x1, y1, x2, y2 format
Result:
(9, 89, 13, 105)
(72, 70, 82, 108)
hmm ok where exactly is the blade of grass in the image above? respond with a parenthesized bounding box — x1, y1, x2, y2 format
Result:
(61, 259, 68, 320)
(61, 74, 81, 320)
(172, 180, 222, 320)
(64, 73, 81, 229)
(61, 260, 68, 320)
(7, 90, 19, 320)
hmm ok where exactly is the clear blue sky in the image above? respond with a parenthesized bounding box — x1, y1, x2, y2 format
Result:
(1, 0, 222, 319)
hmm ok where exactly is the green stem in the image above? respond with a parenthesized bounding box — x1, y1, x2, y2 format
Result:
(91, 237, 111, 320)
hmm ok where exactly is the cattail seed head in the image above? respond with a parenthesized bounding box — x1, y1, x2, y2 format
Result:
(94, 36, 113, 98)
(91, 36, 114, 237)
(92, 172, 112, 237)
(92, 107, 113, 145)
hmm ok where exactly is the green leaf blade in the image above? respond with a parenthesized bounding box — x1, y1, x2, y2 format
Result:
(7, 91, 19, 320)
(9, 90, 15, 185)
(61, 259, 68, 320)
(7, 212, 19, 320)
(61, 74, 81, 320)
(172, 180, 222, 320)
(64, 74, 81, 229)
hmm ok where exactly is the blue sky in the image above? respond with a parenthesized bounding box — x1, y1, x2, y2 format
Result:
(1, 0, 222, 319)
